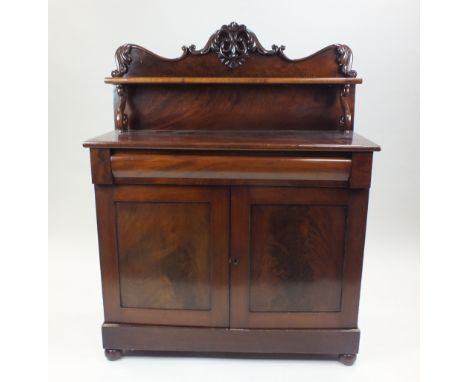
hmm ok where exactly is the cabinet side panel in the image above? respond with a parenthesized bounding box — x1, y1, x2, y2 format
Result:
(94, 185, 121, 322)
(339, 189, 370, 327)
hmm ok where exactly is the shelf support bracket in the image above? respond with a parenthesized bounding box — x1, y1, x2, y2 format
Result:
(339, 84, 352, 131)
(115, 85, 128, 131)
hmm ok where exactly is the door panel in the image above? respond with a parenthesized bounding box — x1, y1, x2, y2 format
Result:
(230, 187, 367, 329)
(117, 202, 212, 310)
(96, 185, 229, 327)
(249, 204, 346, 313)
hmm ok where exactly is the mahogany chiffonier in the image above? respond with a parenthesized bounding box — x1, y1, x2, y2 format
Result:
(83, 22, 380, 365)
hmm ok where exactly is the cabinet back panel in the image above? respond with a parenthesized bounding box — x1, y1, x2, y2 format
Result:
(123, 84, 354, 131)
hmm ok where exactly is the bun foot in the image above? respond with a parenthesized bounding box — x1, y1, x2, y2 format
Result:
(338, 354, 356, 366)
(105, 349, 123, 361)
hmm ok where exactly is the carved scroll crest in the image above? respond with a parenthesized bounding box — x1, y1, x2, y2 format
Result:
(111, 23, 286, 75)
(336, 44, 357, 78)
(109, 25, 359, 131)
(183, 22, 285, 69)
(110, 26, 358, 76)
(111, 45, 133, 77)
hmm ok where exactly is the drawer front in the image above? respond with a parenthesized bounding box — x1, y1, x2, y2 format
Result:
(110, 152, 351, 183)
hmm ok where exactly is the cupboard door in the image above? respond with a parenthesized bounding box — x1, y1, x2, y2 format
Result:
(95, 185, 229, 327)
(230, 187, 368, 329)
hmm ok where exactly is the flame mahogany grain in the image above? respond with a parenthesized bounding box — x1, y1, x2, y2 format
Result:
(84, 22, 380, 364)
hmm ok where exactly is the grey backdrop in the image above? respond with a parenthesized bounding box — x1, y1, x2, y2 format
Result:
(49, 1, 419, 381)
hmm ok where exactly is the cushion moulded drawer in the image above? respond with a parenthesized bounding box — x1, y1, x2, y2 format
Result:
(110, 151, 352, 184)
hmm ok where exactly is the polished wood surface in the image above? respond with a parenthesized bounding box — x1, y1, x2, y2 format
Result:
(111, 152, 351, 182)
(95, 185, 230, 327)
(117, 202, 211, 310)
(124, 84, 354, 131)
(350, 152, 374, 188)
(102, 324, 360, 355)
(110, 23, 357, 78)
(89, 149, 112, 184)
(230, 187, 367, 329)
(105, 77, 363, 85)
(107, 23, 359, 132)
(249, 204, 346, 312)
(84, 130, 380, 152)
(85, 22, 379, 363)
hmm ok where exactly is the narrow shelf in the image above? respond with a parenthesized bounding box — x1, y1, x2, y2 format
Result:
(104, 77, 363, 85)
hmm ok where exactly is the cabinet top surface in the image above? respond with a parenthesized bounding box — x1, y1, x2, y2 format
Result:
(83, 130, 380, 152)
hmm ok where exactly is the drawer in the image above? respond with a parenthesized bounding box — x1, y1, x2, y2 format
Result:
(111, 152, 351, 183)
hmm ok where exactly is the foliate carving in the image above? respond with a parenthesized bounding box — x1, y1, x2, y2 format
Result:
(110, 26, 359, 75)
(111, 45, 133, 77)
(183, 22, 286, 69)
(212, 23, 256, 68)
(336, 45, 357, 78)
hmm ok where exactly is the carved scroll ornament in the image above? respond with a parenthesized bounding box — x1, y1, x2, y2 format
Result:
(111, 22, 286, 76)
(183, 22, 285, 69)
(336, 45, 356, 130)
(110, 23, 359, 76)
(109, 23, 359, 132)
(336, 44, 357, 78)
(111, 45, 133, 78)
